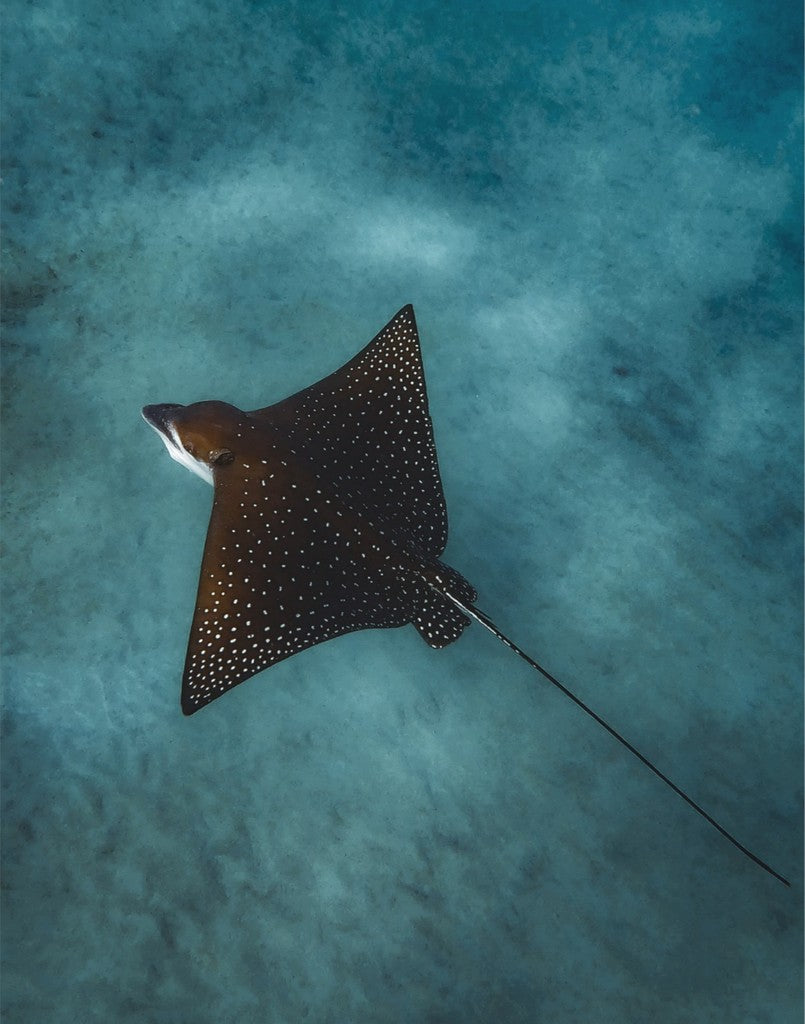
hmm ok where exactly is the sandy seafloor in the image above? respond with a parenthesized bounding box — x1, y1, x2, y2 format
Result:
(1, 1, 802, 1021)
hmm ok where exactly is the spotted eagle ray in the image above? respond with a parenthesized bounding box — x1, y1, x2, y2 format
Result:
(143, 304, 788, 886)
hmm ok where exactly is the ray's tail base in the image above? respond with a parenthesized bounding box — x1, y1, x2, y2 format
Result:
(432, 582, 790, 888)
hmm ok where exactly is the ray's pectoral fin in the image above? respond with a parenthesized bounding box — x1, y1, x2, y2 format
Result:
(181, 460, 429, 715)
(251, 304, 449, 559)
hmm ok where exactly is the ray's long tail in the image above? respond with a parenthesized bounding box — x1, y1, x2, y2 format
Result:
(437, 584, 790, 888)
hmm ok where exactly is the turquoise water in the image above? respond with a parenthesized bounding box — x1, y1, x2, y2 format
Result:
(2, 1, 802, 1021)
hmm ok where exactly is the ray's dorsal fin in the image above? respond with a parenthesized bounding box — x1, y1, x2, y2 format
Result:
(251, 305, 448, 558)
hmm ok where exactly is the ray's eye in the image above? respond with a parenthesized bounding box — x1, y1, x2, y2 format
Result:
(210, 448, 235, 466)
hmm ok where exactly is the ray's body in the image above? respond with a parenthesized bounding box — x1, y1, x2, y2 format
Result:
(143, 305, 789, 886)
(144, 307, 476, 713)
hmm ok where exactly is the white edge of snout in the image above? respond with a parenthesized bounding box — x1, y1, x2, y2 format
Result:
(143, 410, 214, 486)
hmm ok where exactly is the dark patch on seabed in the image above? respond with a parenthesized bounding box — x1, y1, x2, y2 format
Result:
(1, 1, 802, 1022)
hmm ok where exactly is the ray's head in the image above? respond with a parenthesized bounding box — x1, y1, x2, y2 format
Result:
(142, 401, 243, 485)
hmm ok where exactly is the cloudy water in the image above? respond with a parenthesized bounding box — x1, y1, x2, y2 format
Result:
(2, 1, 802, 1021)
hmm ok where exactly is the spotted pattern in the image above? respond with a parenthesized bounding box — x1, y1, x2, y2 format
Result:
(255, 305, 448, 558)
(180, 305, 476, 714)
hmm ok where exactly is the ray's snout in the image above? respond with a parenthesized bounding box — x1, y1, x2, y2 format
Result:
(142, 403, 183, 433)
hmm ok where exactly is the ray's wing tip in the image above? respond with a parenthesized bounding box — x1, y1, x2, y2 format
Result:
(181, 692, 201, 716)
